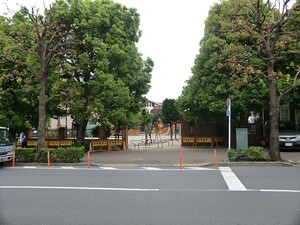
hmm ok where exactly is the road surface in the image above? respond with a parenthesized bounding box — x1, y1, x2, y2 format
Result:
(0, 166, 299, 225)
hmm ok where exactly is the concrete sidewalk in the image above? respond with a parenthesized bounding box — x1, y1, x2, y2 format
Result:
(83, 141, 300, 167)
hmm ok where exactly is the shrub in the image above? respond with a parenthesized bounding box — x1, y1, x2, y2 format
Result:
(227, 146, 270, 162)
(16, 147, 85, 163)
(227, 149, 238, 161)
(56, 147, 84, 163)
(15, 148, 36, 162)
(247, 146, 264, 161)
(73, 141, 89, 152)
(36, 148, 56, 163)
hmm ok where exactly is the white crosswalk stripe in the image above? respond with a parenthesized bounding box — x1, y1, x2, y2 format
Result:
(185, 167, 215, 171)
(219, 167, 247, 191)
(23, 166, 37, 169)
(17, 166, 218, 171)
(142, 167, 163, 170)
(99, 167, 118, 170)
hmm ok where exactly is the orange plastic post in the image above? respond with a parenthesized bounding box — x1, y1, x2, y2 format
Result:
(12, 150, 15, 167)
(180, 150, 183, 170)
(87, 151, 90, 168)
(214, 149, 218, 169)
(47, 151, 50, 168)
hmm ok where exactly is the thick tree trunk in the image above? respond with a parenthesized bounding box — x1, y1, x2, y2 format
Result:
(37, 44, 47, 151)
(76, 120, 88, 142)
(267, 62, 282, 161)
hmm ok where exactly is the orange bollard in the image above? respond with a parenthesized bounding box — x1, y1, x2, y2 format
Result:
(214, 149, 218, 169)
(12, 150, 15, 167)
(179, 150, 183, 170)
(87, 151, 90, 168)
(47, 151, 50, 168)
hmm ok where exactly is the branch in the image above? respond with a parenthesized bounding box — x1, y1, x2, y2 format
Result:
(278, 69, 300, 101)
(0, 55, 37, 77)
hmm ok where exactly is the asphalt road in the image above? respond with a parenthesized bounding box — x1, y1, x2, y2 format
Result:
(0, 166, 300, 225)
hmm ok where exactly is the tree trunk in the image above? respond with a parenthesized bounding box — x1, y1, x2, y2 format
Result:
(169, 122, 173, 140)
(144, 123, 148, 143)
(37, 44, 47, 151)
(174, 123, 177, 140)
(267, 63, 282, 161)
(76, 120, 88, 142)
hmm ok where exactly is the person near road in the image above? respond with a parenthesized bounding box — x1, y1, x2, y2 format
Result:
(19, 132, 27, 148)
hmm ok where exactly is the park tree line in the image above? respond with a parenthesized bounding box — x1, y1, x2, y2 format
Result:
(178, 0, 300, 161)
(0, 0, 153, 151)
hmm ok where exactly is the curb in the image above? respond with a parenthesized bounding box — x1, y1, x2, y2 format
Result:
(90, 163, 212, 167)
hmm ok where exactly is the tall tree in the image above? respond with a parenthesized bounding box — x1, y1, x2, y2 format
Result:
(162, 98, 180, 140)
(178, 0, 269, 127)
(219, 0, 300, 160)
(178, 0, 299, 161)
(53, 0, 153, 141)
(0, 2, 75, 151)
(0, 15, 40, 134)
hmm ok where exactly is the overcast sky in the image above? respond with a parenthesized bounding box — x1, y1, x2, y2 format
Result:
(116, 0, 219, 103)
(0, 0, 219, 103)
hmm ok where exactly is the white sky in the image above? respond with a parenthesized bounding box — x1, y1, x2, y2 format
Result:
(0, 0, 219, 103)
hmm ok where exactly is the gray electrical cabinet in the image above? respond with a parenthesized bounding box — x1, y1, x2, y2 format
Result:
(236, 128, 248, 149)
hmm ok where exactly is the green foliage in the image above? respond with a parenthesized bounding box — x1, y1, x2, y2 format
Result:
(177, 0, 270, 124)
(15, 148, 36, 162)
(161, 99, 180, 125)
(91, 124, 111, 138)
(52, 0, 153, 140)
(178, 0, 299, 129)
(55, 147, 85, 163)
(16, 147, 85, 163)
(1, 0, 153, 143)
(73, 141, 89, 152)
(226, 149, 237, 162)
(227, 146, 271, 161)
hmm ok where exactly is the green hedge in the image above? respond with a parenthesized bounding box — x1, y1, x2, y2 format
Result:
(227, 146, 271, 161)
(15, 148, 36, 162)
(15, 147, 85, 163)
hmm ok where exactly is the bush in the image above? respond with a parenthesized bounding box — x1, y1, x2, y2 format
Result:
(36, 148, 55, 163)
(227, 146, 270, 161)
(226, 149, 238, 161)
(73, 141, 89, 152)
(247, 146, 264, 161)
(56, 147, 84, 163)
(16, 147, 85, 163)
(15, 148, 36, 162)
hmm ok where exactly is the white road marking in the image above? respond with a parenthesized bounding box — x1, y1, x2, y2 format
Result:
(219, 167, 247, 191)
(185, 167, 215, 171)
(99, 167, 118, 170)
(10, 167, 216, 171)
(142, 167, 163, 170)
(0, 186, 299, 193)
(0, 186, 159, 192)
(260, 189, 300, 193)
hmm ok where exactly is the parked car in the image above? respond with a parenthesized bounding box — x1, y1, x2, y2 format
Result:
(279, 121, 300, 150)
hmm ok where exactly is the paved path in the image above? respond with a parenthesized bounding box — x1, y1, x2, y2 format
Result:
(83, 138, 300, 166)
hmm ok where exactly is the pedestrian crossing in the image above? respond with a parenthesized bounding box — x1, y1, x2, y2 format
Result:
(12, 166, 217, 171)
(6, 166, 300, 193)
